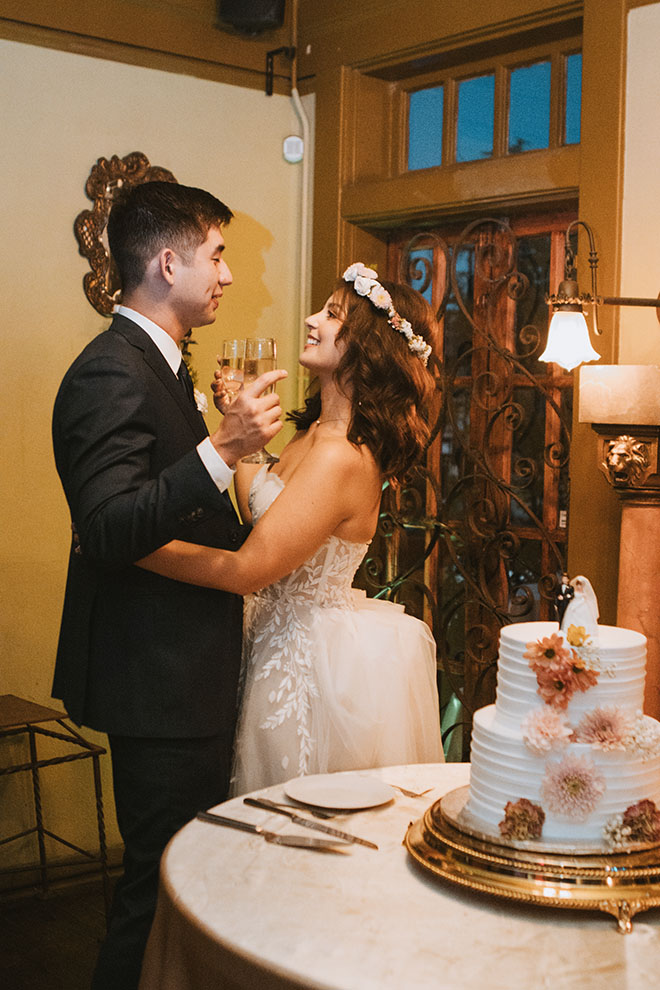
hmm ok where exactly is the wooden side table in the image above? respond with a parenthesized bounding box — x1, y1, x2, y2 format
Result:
(0, 694, 111, 919)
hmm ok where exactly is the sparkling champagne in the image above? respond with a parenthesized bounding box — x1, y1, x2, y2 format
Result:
(242, 357, 275, 384)
(241, 337, 278, 463)
(220, 356, 244, 396)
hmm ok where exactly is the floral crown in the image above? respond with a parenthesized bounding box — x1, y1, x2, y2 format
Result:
(342, 263, 432, 365)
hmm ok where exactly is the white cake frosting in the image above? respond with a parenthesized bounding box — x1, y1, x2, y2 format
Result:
(467, 620, 660, 843)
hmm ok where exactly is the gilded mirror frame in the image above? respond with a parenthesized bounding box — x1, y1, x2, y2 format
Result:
(74, 152, 177, 316)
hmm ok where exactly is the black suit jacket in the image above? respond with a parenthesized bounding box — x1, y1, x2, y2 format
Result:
(52, 314, 247, 738)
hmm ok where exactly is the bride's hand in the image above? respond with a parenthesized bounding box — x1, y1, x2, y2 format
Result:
(211, 368, 232, 415)
(210, 368, 287, 467)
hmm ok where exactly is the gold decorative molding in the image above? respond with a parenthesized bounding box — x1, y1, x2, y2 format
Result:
(73, 152, 177, 316)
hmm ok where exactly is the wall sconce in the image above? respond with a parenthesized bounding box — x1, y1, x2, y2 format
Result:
(540, 219, 660, 372)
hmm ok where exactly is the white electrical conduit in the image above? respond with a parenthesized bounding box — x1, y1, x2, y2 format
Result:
(290, 0, 312, 407)
(290, 85, 311, 408)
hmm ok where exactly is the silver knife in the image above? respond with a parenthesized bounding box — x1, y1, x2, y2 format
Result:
(243, 797, 379, 850)
(196, 810, 347, 850)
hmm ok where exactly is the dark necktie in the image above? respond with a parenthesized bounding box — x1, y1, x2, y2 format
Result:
(177, 359, 195, 405)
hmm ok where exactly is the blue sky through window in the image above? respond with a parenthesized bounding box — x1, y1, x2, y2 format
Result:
(408, 86, 444, 170)
(407, 51, 582, 173)
(456, 75, 495, 162)
(408, 249, 434, 302)
(565, 53, 582, 144)
(508, 61, 551, 153)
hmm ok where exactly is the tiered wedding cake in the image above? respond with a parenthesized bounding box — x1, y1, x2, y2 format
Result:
(467, 578, 660, 846)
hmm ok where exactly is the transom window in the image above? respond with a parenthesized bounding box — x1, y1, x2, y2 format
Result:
(407, 48, 581, 171)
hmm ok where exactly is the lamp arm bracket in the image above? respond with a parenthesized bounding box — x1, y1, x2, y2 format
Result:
(265, 46, 296, 96)
(599, 295, 660, 308)
(599, 293, 660, 325)
(564, 219, 599, 300)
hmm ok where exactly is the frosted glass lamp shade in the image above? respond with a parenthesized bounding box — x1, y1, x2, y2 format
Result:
(539, 310, 601, 372)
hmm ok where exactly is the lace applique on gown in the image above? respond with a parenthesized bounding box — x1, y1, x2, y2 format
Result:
(230, 466, 444, 794)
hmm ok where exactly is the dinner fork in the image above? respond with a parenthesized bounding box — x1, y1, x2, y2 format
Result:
(388, 784, 434, 799)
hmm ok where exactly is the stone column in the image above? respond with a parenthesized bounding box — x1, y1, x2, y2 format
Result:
(597, 431, 660, 719)
(580, 365, 660, 720)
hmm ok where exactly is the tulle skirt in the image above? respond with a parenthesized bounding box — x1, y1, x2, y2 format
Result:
(230, 593, 444, 795)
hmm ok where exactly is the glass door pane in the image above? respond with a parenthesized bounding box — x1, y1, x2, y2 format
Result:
(358, 212, 575, 758)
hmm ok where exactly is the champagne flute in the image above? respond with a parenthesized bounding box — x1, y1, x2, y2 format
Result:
(242, 337, 279, 464)
(219, 338, 245, 404)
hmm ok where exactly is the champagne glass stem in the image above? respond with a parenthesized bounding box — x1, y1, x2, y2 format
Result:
(242, 337, 279, 464)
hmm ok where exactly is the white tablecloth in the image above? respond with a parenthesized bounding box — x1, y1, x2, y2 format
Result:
(139, 763, 660, 990)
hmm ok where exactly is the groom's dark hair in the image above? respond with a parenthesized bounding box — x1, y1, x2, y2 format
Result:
(107, 180, 233, 294)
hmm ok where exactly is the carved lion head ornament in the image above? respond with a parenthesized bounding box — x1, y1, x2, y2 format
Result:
(603, 435, 651, 488)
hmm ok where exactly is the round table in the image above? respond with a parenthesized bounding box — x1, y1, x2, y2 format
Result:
(138, 764, 660, 990)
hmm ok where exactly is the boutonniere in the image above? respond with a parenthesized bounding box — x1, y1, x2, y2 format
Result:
(194, 389, 209, 414)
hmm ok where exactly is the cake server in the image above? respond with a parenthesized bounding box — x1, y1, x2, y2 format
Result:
(243, 797, 379, 850)
(196, 810, 347, 850)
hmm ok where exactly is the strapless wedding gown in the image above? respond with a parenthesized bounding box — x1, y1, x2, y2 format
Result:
(230, 466, 444, 794)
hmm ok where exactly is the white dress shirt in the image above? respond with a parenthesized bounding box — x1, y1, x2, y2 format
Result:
(115, 306, 234, 493)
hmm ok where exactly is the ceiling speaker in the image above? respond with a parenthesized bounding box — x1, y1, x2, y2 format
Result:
(217, 0, 286, 35)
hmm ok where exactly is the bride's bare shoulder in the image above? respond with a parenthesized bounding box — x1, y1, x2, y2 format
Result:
(278, 428, 380, 493)
(310, 433, 379, 482)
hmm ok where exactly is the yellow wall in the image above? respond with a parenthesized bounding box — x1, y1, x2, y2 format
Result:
(619, 2, 660, 364)
(0, 36, 312, 874)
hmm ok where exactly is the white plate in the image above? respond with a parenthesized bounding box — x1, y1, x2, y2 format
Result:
(284, 774, 394, 810)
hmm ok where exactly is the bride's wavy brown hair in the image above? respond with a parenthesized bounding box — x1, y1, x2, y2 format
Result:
(288, 279, 439, 482)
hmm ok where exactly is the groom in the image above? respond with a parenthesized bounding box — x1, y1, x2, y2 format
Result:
(51, 180, 285, 990)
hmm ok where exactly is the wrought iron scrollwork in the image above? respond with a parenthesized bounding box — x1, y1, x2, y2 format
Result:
(356, 218, 572, 759)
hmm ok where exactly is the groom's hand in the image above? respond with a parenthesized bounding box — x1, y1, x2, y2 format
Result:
(210, 369, 287, 467)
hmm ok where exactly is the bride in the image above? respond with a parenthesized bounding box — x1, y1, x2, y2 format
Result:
(138, 263, 445, 792)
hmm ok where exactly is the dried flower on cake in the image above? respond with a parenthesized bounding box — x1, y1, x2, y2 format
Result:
(535, 659, 576, 709)
(524, 633, 570, 670)
(574, 707, 633, 750)
(541, 754, 606, 819)
(604, 799, 660, 848)
(521, 708, 573, 754)
(498, 798, 545, 840)
(623, 800, 660, 842)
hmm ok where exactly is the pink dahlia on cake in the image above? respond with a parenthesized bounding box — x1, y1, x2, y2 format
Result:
(521, 708, 573, 754)
(574, 707, 633, 750)
(541, 754, 606, 820)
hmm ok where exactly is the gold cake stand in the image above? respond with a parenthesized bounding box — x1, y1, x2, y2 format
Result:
(405, 786, 660, 933)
